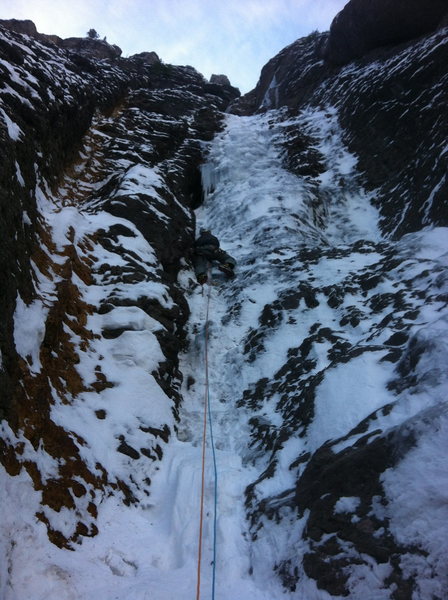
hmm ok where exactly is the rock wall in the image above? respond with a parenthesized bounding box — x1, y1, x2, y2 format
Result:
(231, 23, 448, 238)
(324, 0, 448, 65)
(0, 22, 238, 547)
(0, 18, 120, 57)
(194, 108, 448, 598)
(222, 5, 448, 595)
(1, 8, 447, 597)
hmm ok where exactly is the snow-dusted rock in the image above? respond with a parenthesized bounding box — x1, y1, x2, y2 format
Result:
(324, 0, 448, 65)
(0, 22, 238, 551)
(231, 26, 448, 238)
(60, 37, 122, 60)
(0, 7, 447, 600)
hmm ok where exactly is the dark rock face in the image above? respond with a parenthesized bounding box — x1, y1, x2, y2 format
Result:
(0, 18, 58, 46)
(0, 18, 39, 37)
(1, 8, 447, 598)
(229, 32, 331, 116)
(198, 101, 448, 596)
(326, 32, 448, 238)
(231, 26, 448, 239)
(223, 5, 448, 595)
(0, 18, 122, 57)
(61, 37, 122, 59)
(131, 51, 160, 64)
(210, 73, 231, 87)
(0, 22, 238, 547)
(325, 0, 448, 65)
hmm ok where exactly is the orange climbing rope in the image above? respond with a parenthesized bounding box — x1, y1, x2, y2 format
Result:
(196, 279, 212, 600)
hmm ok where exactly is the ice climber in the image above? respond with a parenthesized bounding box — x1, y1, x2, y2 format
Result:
(193, 228, 236, 285)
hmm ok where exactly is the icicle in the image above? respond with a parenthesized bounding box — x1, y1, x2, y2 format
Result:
(201, 161, 220, 201)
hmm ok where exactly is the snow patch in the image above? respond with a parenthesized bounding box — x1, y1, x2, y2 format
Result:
(0, 107, 23, 140)
(13, 295, 48, 372)
(334, 496, 361, 514)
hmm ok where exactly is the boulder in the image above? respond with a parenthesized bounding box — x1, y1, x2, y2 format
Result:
(130, 51, 160, 64)
(61, 37, 122, 59)
(0, 18, 62, 45)
(210, 73, 231, 87)
(0, 18, 37, 36)
(325, 0, 448, 64)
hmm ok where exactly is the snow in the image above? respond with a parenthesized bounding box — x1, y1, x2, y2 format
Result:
(114, 164, 167, 199)
(334, 496, 361, 514)
(396, 226, 448, 260)
(380, 406, 448, 598)
(296, 107, 382, 244)
(0, 106, 23, 140)
(307, 351, 393, 452)
(100, 306, 165, 334)
(2, 95, 448, 600)
(13, 295, 48, 372)
(15, 161, 25, 187)
(191, 109, 448, 597)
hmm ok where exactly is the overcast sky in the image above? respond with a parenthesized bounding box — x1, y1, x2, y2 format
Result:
(1, 1, 347, 93)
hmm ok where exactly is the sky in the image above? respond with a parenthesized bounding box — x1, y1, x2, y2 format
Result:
(1, 0, 347, 93)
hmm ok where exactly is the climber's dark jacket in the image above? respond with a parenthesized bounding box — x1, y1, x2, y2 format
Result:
(194, 230, 220, 252)
(193, 230, 236, 278)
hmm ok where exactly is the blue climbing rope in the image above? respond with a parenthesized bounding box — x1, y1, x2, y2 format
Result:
(204, 280, 218, 600)
(196, 276, 219, 600)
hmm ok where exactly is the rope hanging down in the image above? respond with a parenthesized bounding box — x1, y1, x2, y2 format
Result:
(196, 278, 219, 600)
